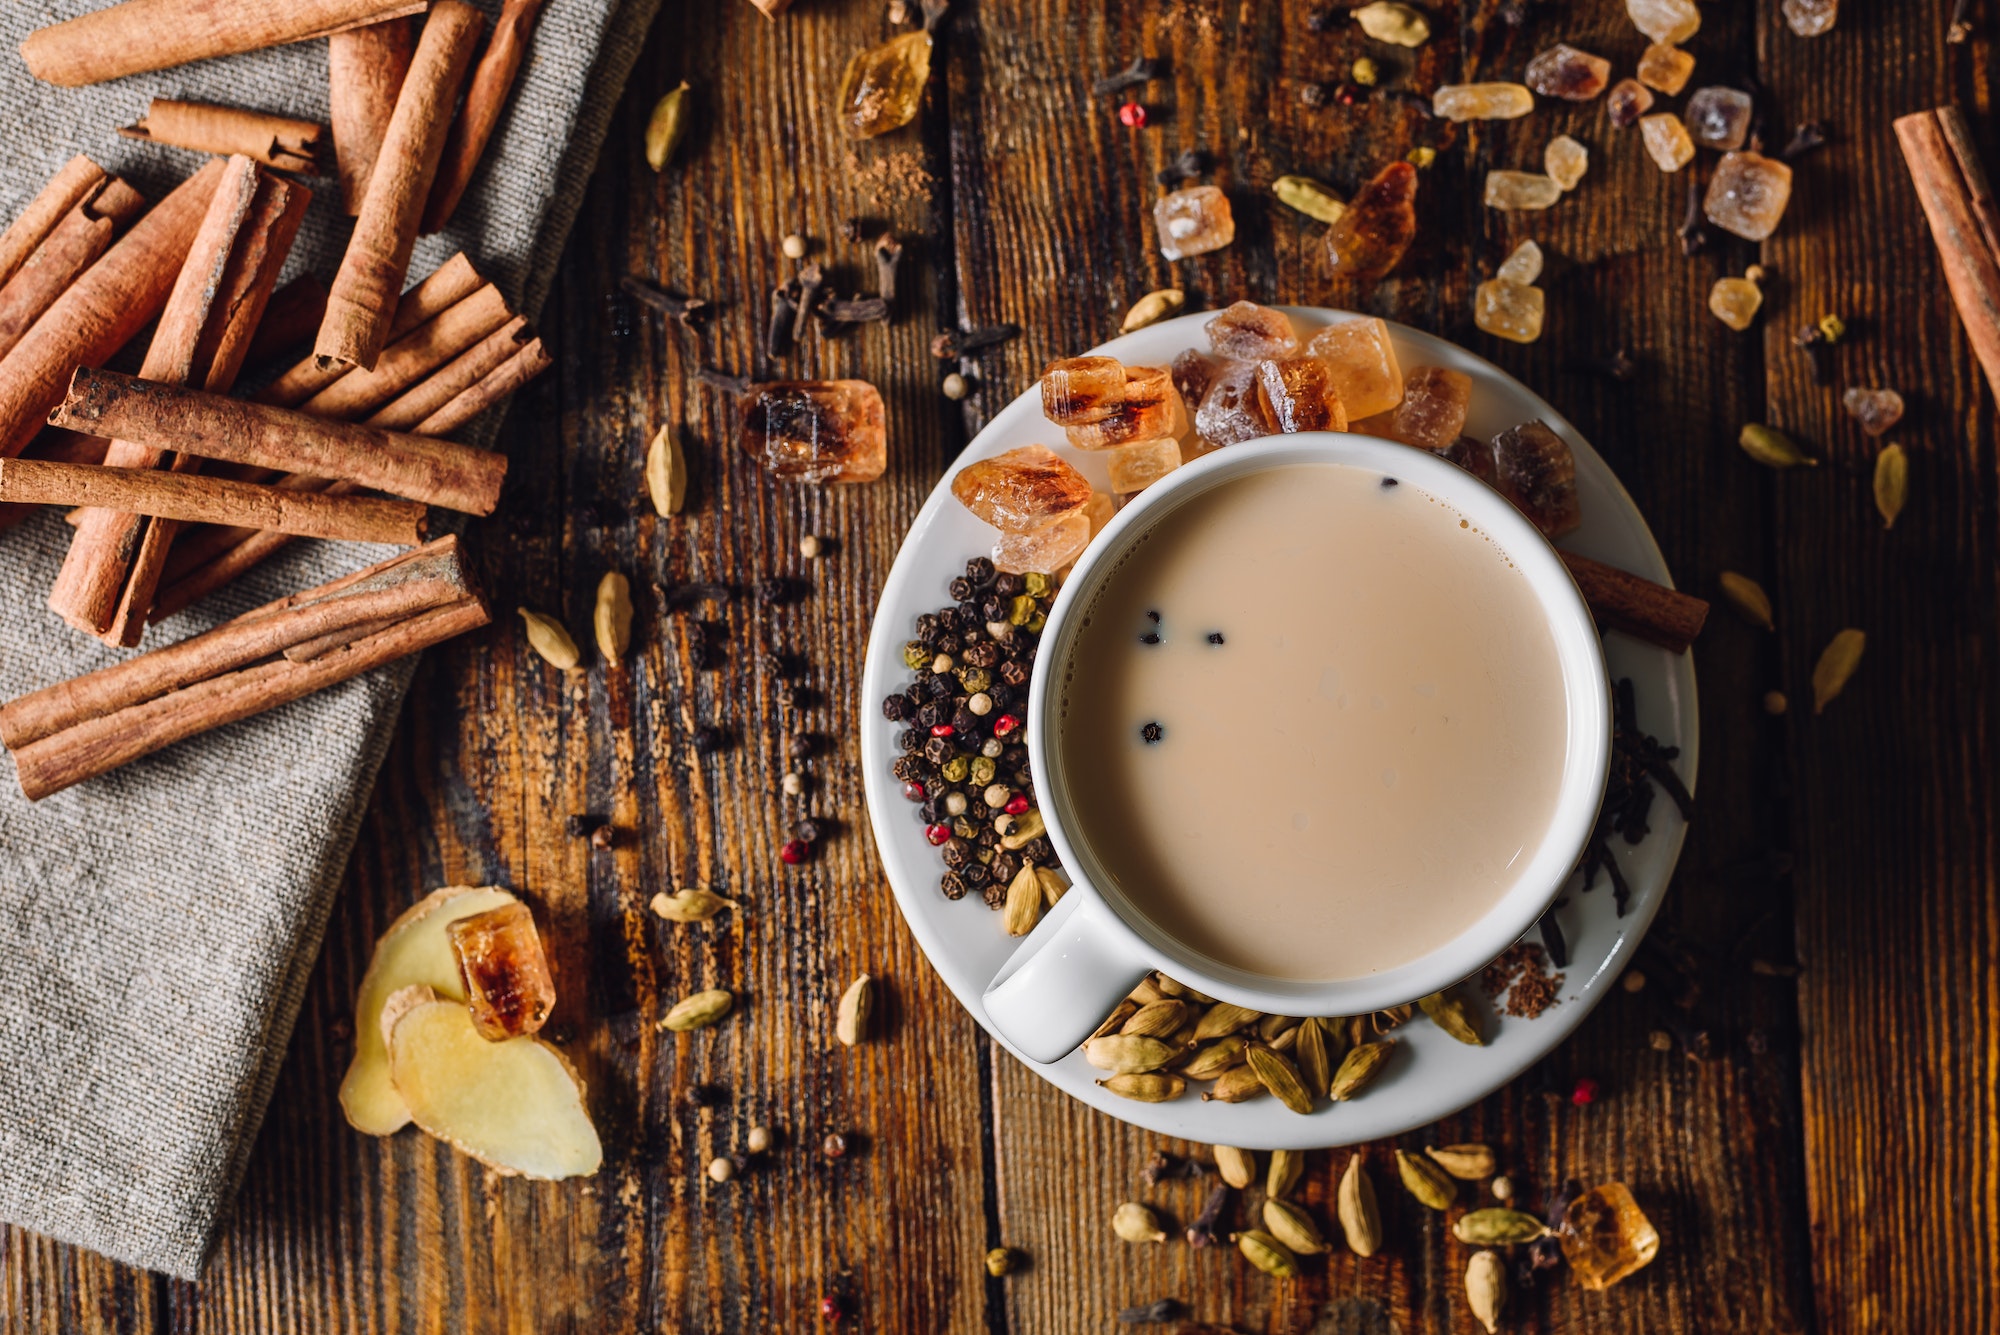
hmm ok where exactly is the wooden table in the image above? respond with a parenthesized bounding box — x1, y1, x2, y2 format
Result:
(7, 0, 1992, 1330)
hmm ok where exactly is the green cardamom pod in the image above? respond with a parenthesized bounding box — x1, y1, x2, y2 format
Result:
(647, 887, 735, 923)
(1395, 1148, 1457, 1210)
(1112, 1201, 1167, 1243)
(1337, 1152, 1381, 1257)
(1267, 1148, 1303, 1199)
(1213, 1145, 1257, 1189)
(1812, 628, 1866, 714)
(1719, 571, 1775, 630)
(662, 987, 733, 1032)
(1154, 974, 1216, 1004)
(1097, 1072, 1186, 1102)
(1426, 1143, 1497, 1180)
(517, 607, 580, 670)
(1120, 999, 1189, 1039)
(835, 973, 872, 1047)
(1200, 1064, 1267, 1103)
(1246, 1045, 1315, 1115)
(999, 808, 1045, 850)
(1329, 1039, 1395, 1100)
(1262, 1198, 1328, 1256)
(1194, 1002, 1263, 1041)
(1082, 1034, 1177, 1074)
(1418, 988, 1483, 1046)
(594, 571, 633, 660)
(1738, 422, 1818, 469)
(1465, 1249, 1506, 1333)
(1874, 443, 1907, 530)
(1119, 287, 1185, 334)
(1256, 1013, 1300, 1042)
(644, 423, 685, 515)
(1272, 174, 1348, 224)
(1232, 1229, 1299, 1278)
(1452, 1207, 1550, 1246)
(1182, 1034, 1248, 1080)
(1002, 861, 1042, 936)
(1294, 1017, 1332, 1098)
(645, 81, 691, 171)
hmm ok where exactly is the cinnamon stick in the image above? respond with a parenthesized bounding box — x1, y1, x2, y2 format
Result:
(301, 282, 511, 419)
(8, 542, 488, 801)
(53, 367, 508, 514)
(367, 315, 529, 429)
(1559, 551, 1710, 654)
(0, 458, 426, 546)
(243, 275, 328, 371)
(416, 334, 551, 435)
(151, 486, 364, 626)
(0, 156, 108, 291)
(315, 1, 484, 371)
(422, 0, 545, 233)
(118, 100, 328, 176)
(20, 0, 428, 88)
(0, 158, 226, 460)
(1896, 107, 2000, 400)
(0, 176, 146, 363)
(330, 17, 419, 214)
(261, 251, 482, 407)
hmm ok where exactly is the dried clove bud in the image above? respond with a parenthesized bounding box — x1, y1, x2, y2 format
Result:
(1781, 121, 1828, 161)
(1950, 0, 1974, 42)
(1185, 1183, 1234, 1247)
(1569, 348, 1637, 381)
(1092, 55, 1161, 97)
(931, 323, 1022, 359)
(1791, 324, 1834, 384)
(1154, 148, 1213, 187)
(619, 274, 709, 324)
(874, 233, 903, 304)
(818, 295, 892, 326)
(766, 285, 798, 359)
(694, 365, 750, 395)
(1677, 176, 1710, 256)
(792, 262, 825, 345)
(1115, 1298, 1185, 1324)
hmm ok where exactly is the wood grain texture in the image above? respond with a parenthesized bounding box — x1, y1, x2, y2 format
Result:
(0, 0, 1974, 1329)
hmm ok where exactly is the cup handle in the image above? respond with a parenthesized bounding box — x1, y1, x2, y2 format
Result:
(981, 890, 1152, 1065)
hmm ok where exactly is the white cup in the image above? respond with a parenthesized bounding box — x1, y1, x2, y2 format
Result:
(981, 433, 1611, 1064)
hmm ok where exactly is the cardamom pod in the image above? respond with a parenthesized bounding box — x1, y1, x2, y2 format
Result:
(1246, 1045, 1314, 1115)
(1272, 174, 1348, 224)
(1083, 1034, 1177, 1074)
(1337, 1152, 1381, 1257)
(645, 81, 691, 171)
(648, 887, 735, 923)
(1097, 1072, 1186, 1102)
(1036, 866, 1070, 906)
(645, 423, 687, 515)
(1155, 974, 1216, 1004)
(1452, 1207, 1550, 1246)
(1812, 627, 1866, 714)
(1120, 999, 1189, 1038)
(593, 572, 633, 660)
(999, 808, 1045, 850)
(1091, 999, 1139, 1041)
(1119, 287, 1185, 334)
(1426, 1143, 1497, 1180)
(1266, 1148, 1302, 1199)
(1874, 443, 1907, 530)
(1200, 1064, 1267, 1103)
(1719, 571, 1775, 630)
(1232, 1229, 1298, 1278)
(1213, 1145, 1258, 1189)
(1181, 1034, 1248, 1080)
(1130, 976, 1167, 1005)
(1262, 1198, 1327, 1256)
(835, 973, 872, 1046)
(1194, 1002, 1263, 1041)
(1395, 1148, 1457, 1210)
(1002, 861, 1042, 936)
(517, 607, 580, 670)
(1256, 1013, 1300, 1042)
(1329, 1039, 1395, 1100)
(1418, 988, 1483, 1045)
(662, 987, 733, 1031)
(1738, 422, 1818, 469)
(1353, 0, 1431, 45)
(1269, 1023, 1299, 1052)
(1465, 1249, 1506, 1334)
(1113, 1201, 1167, 1243)
(1294, 1016, 1332, 1098)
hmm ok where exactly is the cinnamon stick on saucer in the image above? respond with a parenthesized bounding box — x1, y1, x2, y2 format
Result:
(329, 17, 418, 214)
(422, 0, 545, 233)
(20, 0, 427, 88)
(315, 0, 484, 371)
(0, 156, 109, 291)
(1559, 551, 1710, 654)
(3, 537, 489, 801)
(119, 100, 329, 175)
(0, 176, 146, 363)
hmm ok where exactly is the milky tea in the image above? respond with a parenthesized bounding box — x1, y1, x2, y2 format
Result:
(1056, 463, 1572, 981)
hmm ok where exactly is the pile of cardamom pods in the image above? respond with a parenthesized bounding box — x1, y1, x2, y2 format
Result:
(1086, 971, 1484, 1110)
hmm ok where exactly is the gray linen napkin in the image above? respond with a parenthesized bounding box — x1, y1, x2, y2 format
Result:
(0, 0, 660, 1278)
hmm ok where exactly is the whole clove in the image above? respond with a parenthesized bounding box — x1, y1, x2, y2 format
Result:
(1538, 902, 1570, 969)
(819, 295, 893, 326)
(695, 365, 750, 395)
(1780, 121, 1828, 162)
(1379, 87, 1436, 117)
(1677, 177, 1710, 256)
(619, 274, 710, 324)
(1092, 56, 1161, 97)
(1949, 0, 1974, 42)
(767, 285, 798, 359)
(1792, 323, 1833, 384)
(1155, 148, 1213, 186)
(1116, 1299, 1187, 1324)
(1569, 348, 1637, 382)
(931, 323, 1022, 359)
(1185, 1183, 1234, 1248)
(1139, 1149, 1208, 1186)
(792, 262, 825, 345)
(874, 232, 903, 304)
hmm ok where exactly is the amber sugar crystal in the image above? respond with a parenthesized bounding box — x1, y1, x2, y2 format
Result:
(449, 901, 557, 1042)
(1353, 365, 1470, 450)
(1256, 356, 1347, 433)
(1154, 186, 1235, 261)
(1491, 419, 1581, 537)
(1194, 359, 1273, 448)
(1324, 161, 1418, 286)
(1105, 437, 1182, 493)
(993, 509, 1090, 574)
(1524, 44, 1611, 101)
(1558, 1183, 1661, 1291)
(1041, 355, 1125, 425)
(1065, 365, 1183, 449)
(837, 30, 934, 138)
(742, 380, 888, 483)
(952, 444, 1092, 532)
(1307, 316, 1404, 420)
(1205, 300, 1300, 361)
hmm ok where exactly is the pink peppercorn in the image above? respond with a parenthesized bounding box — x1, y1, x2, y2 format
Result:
(902, 780, 926, 801)
(1118, 101, 1148, 128)
(1571, 1076, 1600, 1106)
(924, 823, 952, 846)
(929, 723, 955, 737)
(780, 838, 811, 865)
(993, 714, 1021, 736)
(1004, 794, 1030, 815)
(819, 1293, 845, 1321)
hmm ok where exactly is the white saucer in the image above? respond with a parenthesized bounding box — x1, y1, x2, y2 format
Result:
(858, 309, 1698, 1150)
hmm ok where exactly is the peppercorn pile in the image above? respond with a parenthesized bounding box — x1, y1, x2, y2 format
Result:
(883, 557, 1062, 905)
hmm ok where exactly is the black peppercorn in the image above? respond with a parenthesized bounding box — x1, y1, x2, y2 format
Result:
(957, 601, 983, 623)
(990, 851, 1019, 885)
(898, 729, 921, 753)
(1300, 81, 1327, 108)
(942, 838, 971, 869)
(982, 878, 1008, 908)
(882, 694, 908, 721)
(962, 640, 1000, 668)
(965, 556, 996, 585)
(693, 725, 726, 753)
(949, 577, 974, 601)
(981, 595, 1007, 621)
(891, 756, 923, 783)
(937, 607, 962, 631)
(951, 708, 978, 734)
(924, 736, 953, 765)
(915, 613, 939, 639)
(940, 871, 968, 900)
(975, 825, 1001, 849)
(918, 800, 940, 823)
(1001, 744, 1028, 769)
(935, 632, 962, 655)
(924, 676, 953, 700)
(790, 734, 818, 762)
(1207, 631, 1225, 645)
(1021, 837, 1053, 864)
(1000, 660, 1029, 687)
(993, 572, 1024, 596)
(795, 818, 822, 844)
(788, 684, 815, 711)
(962, 861, 990, 887)
(917, 700, 946, 728)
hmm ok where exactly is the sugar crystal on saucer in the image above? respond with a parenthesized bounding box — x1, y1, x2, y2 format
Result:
(1041, 356, 1125, 425)
(952, 445, 1093, 532)
(1354, 365, 1471, 450)
(1106, 438, 1183, 493)
(1491, 419, 1581, 537)
(1206, 301, 1300, 360)
(1307, 316, 1404, 420)
(993, 509, 1091, 574)
(1194, 360, 1273, 447)
(1256, 357, 1348, 433)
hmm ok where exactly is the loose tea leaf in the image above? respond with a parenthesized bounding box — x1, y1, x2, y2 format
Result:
(645, 82, 690, 170)
(1120, 287, 1185, 334)
(1454, 1207, 1550, 1245)
(1262, 1198, 1328, 1255)
(1214, 1145, 1258, 1188)
(1246, 1046, 1315, 1114)
(648, 887, 735, 922)
(646, 423, 687, 515)
(1719, 571, 1775, 630)
(1337, 1152, 1382, 1256)
(1396, 1148, 1457, 1210)
(1811, 628, 1866, 713)
(1232, 1228, 1300, 1278)
(1418, 988, 1483, 1045)
(518, 608, 581, 670)
(1272, 175, 1347, 224)
(1874, 443, 1907, 529)
(1738, 422, 1818, 469)
(663, 988, 734, 1031)
(835, 973, 873, 1046)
